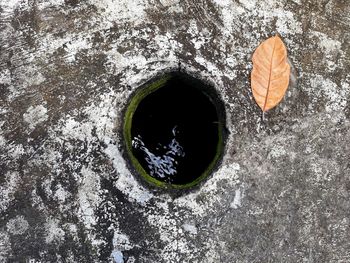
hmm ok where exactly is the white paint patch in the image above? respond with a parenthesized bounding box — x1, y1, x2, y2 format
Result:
(275, 9, 303, 35)
(64, 36, 92, 63)
(112, 232, 133, 251)
(195, 56, 222, 82)
(77, 166, 101, 229)
(31, 187, 46, 211)
(309, 75, 349, 112)
(1, 0, 23, 12)
(83, 92, 118, 138)
(268, 145, 287, 158)
(42, 177, 54, 200)
(0, 69, 11, 86)
(182, 223, 198, 235)
(0, 135, 6, 147)
(206, 162, 241, 188)
(59, 91, 117, 141)
(6, 215, 29, 235)
(27, 71, 46, 87)
(239, 0, 258, 10)
(203, 242, 221, 263)
(0, 232, 11, 262)
(215, 0, 302, 40)
(61, 117, 93, 140)
(37, 34, 74, 58)
(159, 0, 181, 7)
(23, 105, 48, 130)
(91, 0, 146, 26)
(226, 56, 238, 69)
(0, 172, 20, 212)
(8, 144, 25, 159)
(67, 223, 78, 234)
(231, 188, 243, 209)
(7, 66, 46, 98)
(37, 0, 65, 9)
(146, 210, 195, 262)
(310, 159, 338, 183)
(310, 31, 344, 71)
(144, 200, 187, 260)
(175, 163, 241, 216)
(154, 33, 182, 58)
(311, 31, 342, 54)
(54, 184, 69, 203)
(45, 217, 65, 243)
(104, 142, 154, 205)
(214, 1, 244, 35)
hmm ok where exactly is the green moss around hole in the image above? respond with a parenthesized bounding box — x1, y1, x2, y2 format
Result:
(123, 72, 225, 190)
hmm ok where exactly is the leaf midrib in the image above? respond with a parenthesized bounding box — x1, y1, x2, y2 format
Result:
(263, 36, 277, 112)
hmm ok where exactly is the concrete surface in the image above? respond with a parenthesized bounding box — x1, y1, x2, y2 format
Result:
(0, 0, 349, 262)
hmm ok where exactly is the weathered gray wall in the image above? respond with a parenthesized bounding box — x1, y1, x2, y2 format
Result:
(0, 0, 349, 262)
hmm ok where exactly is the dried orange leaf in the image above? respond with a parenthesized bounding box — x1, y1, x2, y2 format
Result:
(251, 35, 291, 112)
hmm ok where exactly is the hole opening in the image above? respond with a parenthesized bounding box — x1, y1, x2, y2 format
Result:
(123, 72, 226, 189)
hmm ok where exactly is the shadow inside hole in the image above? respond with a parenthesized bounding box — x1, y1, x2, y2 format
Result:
(123, 72, 226, 189)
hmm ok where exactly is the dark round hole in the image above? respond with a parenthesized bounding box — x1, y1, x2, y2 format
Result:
(123, 72, 225, 189)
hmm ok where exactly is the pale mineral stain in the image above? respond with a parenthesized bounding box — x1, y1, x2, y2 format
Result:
(44, 218, 65, 243)
(6, 215, 29, 235)
(0, 172, 20, 212)
(23, 105, 48, 130)
(182, 223, 198, 235)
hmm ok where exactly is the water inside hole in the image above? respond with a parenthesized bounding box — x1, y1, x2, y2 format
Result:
(131, 76, 220, 185)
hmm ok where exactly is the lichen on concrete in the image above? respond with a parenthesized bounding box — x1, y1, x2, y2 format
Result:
(0, 0, 350, 262)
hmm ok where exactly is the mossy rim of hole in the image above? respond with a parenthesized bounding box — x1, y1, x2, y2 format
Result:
(123, 71, 226, 190)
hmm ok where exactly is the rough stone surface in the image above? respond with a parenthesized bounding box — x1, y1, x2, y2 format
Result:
(0, 0, 350, 262)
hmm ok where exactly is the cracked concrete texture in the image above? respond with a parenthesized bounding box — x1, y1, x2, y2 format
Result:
(0, 0, 349, 262)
